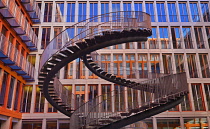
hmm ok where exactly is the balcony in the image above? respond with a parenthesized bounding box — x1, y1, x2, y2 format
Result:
(20, 0, 41, 23)
(0, 0, 38, 51)
(0, 33, 35, 81)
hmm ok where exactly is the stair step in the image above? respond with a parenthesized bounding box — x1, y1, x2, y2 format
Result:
(94, 35, 104, 43)
(48, 58, 60, 64)
(105, 74, 112, 78)
(76, 42, 88, 49)
(85, 39, 96, 46)
(101, 72, 107, 76)
(111, 76, 116, 80)
(60, 49, 73, 55)
(97, 69, 103, 73)
(67, 46, 80, 53)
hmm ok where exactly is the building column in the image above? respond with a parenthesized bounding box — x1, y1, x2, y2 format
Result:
(1, 116, 12, 129)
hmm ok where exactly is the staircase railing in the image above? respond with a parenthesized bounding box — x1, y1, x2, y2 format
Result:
(69, 72, 188, 128)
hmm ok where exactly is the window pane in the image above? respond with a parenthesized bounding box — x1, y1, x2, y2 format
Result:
(187, 54, 198, 78)
(174, 54, 185, 73)
(182, 27, 193, 49)
(146, 3, 155, 22)
(201, 3, 210, 22)
(7, 76, 16, 108)
(179, 3, 189, 22)
(171, 27, 181, 49)
(34, 87, 45, 112)
(148, 28, 158, 49)
(21, 85, 32, 113)
(199, 54, 210, 78)
(44, 3, 52, 22)
(66, 3, 75, 22)
(78, 3, 86, 22)
(159, 27, 170, 49)
(204, 84, 210, 110)
(138, 54, 148, 78)
(184, 118, 208, 128)
(157, 119, 181, 129)
(0, 72, 8, 105)
(41, 27, 51, 49)
(55, 3, 64, 22)
(157, 3, 166, 22)
(190, 3, 200, 22)
(162, 54, 172, 74)
(191, 84, 205, 111)
(101, 3, 109, 22)
(205, 27, 210, 48)
(168, 3, 178, 22)
(90, 3, 98, 22)
(194, 27, 205, 49)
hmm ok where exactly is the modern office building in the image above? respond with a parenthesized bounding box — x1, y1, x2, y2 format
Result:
(1, 0, 210, 128)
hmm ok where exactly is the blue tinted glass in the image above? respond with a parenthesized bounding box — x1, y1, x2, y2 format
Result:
(67, 3, 75, 22)
(101, 3, 109, 22)
(190, 3, 200, 22)
(134, 3, 142, 11)
(168, 3, 178, 22)
(90, 3, 98, 22)
(157, 3, 166, 22)
(179, 3, 189, 22)
(78, 3, 86, 22)
(146, 3, 155, 22)
(112, 3, 120, 22)
(201, 3, 210, 22)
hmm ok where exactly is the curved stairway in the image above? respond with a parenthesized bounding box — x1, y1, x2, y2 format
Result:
(38, 11, 189, 128)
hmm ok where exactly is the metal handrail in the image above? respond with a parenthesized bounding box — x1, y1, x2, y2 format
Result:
(69, 73, 188, 128)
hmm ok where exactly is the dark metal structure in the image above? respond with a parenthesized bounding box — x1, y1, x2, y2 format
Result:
(38, 11, 188, 128)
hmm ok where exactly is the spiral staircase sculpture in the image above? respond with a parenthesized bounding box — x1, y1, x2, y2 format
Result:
(38, 11, 189, 129)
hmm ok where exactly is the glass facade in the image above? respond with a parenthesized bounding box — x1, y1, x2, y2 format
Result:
(1, 0, 210, 128)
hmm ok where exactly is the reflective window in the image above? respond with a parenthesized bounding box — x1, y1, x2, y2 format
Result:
(184, 118, 208, 128)
(66, 3, 75, 22)
(205, 27, 210, 48)
(113, 54, 123, 77)
(194, 27, 205, 49)
(123, 3, 132, 22)
(148, 27, 158, 49)
(101, 3, 109, 22)
(55, 3, 64, 22)
(53, 27, 63, 49)
(90, 3, 98, 22)
(112, 3, 121, 22)
(191, 84, 205, 111)
(199, 54, 210, 78)
(159, 27, 170, 49)
(146, 3, 155, 22)
(126, 54, 136, 78)
(174, 54, 185, 73)
(22, 121, 42, 129)
(64, 62, 73, 79)
(157, 118, 181, 129)
(201, 3, 210, 22)
(182, 27, 193, 49)
(171, 27, 181, 49)
(156, 3, 166, 22)
(76, 58, 86, 79)
(181, 95, 192, 111)
(114, 85, 125, 112)
(204, 84, 210, 110)
(179, 3, 189, 22)
(168, 3, 178, 22)
(101, 85, 111, 112)
(0, 72, 8, 106)
(134, 3, 142, 11)
(46, 120, 57, 129)
(150, 54, 160, 74)
(138, 54, 148, 78)
(7, 76, 15, 108)
(190, 3, 200, 22)
(162, 54, 172, 74)
(101, 54, 111, 73)
(41, 27, 51, 49)
(21, 85, 32, 113)
(127, 88, 138, 109)
(137, 42, 146, 49)
(34, 86, 45, 112)
(43, 3, 52, 22)
(14, 81, 21, 110)
(125, 42, 135, 49)
(88, 85, 98, 101)
(78, 3, 87, 22)
(187, 54, 198, 78)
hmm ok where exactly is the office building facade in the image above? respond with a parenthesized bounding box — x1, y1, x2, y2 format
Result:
(1, 0, 210, 128)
